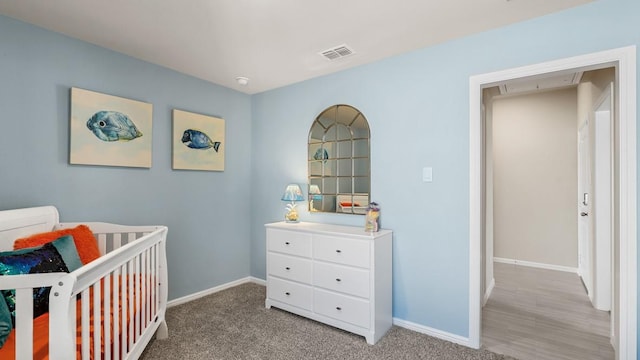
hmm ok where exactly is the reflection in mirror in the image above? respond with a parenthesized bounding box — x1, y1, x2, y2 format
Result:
(308, 105, 370, 215)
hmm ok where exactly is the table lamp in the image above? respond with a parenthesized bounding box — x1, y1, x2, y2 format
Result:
(281, 184, 304, 222)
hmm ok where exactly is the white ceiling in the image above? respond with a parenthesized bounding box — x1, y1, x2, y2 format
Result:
(0, 0, 593, 94)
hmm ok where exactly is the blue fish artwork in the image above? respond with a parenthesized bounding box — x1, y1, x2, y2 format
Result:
(181, 129, 221, 152)
(86, 111, 143, 141)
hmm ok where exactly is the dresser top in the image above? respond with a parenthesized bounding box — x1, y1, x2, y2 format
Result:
(265, 221, 392, 239)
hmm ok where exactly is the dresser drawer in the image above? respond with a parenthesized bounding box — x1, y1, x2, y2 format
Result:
(313, 262, 370, 298)
(313, 235, 370, 268)
(314, 289, 370, 328)
(268, 252, 312, 284)
(267, 229, 312, 257)
(268, 277, 313, 311)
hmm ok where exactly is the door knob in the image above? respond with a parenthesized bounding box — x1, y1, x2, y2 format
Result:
(580, 212, 589, 216)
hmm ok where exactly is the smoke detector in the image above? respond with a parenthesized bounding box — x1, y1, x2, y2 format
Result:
(319, 44, 355, 61)
(235, 76, 249, 86)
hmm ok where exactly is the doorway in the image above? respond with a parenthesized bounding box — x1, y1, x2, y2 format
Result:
(481, 73, 614, 359)
(468, 46, 637, 359)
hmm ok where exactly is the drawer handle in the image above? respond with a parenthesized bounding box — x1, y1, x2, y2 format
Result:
(285, 242, 290, 245)
(285, 267, 291, 270)
(336, 307, 342, 311)
(336, 278, 341, 282)
(285, 292, 291, 296)
(336, 249, 342, 253)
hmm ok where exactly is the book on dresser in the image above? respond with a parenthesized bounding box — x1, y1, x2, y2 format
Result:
(264, 221, 393, 345)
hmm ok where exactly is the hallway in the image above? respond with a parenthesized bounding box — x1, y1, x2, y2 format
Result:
(482, 262, 613, 360)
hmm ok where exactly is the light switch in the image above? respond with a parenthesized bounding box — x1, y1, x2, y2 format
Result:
(422, 167, 433, 182)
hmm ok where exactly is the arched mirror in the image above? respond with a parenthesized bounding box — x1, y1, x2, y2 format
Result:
(308, 105, 370, 214)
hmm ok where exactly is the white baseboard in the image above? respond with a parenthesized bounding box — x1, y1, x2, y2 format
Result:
(393, 318, 473, 348)
(249, 276, 267, 286)
(168, 276, 266, 308)
(493, 257, 578, 273)
(483, 278, 495, 306)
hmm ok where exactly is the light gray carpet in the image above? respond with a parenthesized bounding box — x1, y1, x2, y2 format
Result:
(140, 283, 516, 360)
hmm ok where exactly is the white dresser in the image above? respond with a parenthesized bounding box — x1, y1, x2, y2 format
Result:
(265, 221, 392, 345)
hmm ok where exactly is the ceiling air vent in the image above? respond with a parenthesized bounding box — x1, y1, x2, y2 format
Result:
(319, 44, 355, 61)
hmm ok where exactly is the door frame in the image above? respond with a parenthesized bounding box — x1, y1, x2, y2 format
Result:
(469, 45, 636, 358)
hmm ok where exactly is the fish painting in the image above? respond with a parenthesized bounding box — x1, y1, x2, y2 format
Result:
(181, 129, 221, 152)
(86, 111, 143, 142)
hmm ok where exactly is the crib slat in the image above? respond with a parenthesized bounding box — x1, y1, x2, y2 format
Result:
(113, 268, 120, 360)
(93, 282, 102, 360)
(135, 255, 141, 341)
(104, 272, 112, 360)
(154, 243, 159, 316)
(149, 248, 153, 325)
(128, 259, 134, 350)
(15, 288, 34, 360)
(121, 263, 128, 357)
(81, 288, 91, 360)
(151, 246, 156, 325)
(149, 245, 154, 318)
(148, 245, 153, 319)
(69, 293, 77, 358)
(142, 251, 147, 328)
(113, 233, 122, 250)
(127, 232, 136, 247)
(97, 233, 107, 255)
(148, 247, 152, 325)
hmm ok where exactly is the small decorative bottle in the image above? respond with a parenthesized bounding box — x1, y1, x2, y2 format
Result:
(365, 202, 380, 232)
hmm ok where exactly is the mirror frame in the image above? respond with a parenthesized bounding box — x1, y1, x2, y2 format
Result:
(308, 104, 370, 215)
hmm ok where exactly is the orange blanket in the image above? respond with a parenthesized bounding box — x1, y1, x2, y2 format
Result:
(0, 275, 151, 359)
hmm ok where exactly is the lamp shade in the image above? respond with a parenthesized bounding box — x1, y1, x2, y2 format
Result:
(281, 184, 304, 202)
(309, 185, 321, 194)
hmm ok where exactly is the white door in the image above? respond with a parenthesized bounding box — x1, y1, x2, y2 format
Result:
(592, 84, 613, 312)
(577, 119, 592, 297)
(577, 84, 613, 312)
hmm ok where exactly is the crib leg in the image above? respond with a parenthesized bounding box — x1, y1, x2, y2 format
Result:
(156, 320, 169, 340)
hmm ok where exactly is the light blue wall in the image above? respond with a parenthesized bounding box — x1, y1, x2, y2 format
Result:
(0, 15, 253, 301)
(251, 0, 640, 341)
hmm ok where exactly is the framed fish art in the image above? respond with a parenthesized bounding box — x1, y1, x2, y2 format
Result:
(172, 109, 225, 171)
(69, 87, 153, 168)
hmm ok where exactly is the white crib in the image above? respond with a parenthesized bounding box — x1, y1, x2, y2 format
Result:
(0, 206, 168, 359)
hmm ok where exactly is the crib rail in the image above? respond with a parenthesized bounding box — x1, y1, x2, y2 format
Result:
(4, 223, 168, 360)
(57, 222, 162, 257)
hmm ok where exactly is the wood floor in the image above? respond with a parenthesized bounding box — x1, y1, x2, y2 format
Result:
(481, 262, 614, 360)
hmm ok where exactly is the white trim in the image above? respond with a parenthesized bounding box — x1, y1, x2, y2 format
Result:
(167, 276, 266, 308)
(616, 45, 637, 360)
(393, 317, 472, 348)
(483, 278, 495, 307)
(493, 257, 578, 273)
(469, 45, 636, 356)
(250, 276, 267, 286)
(469, 59, 483, 350)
